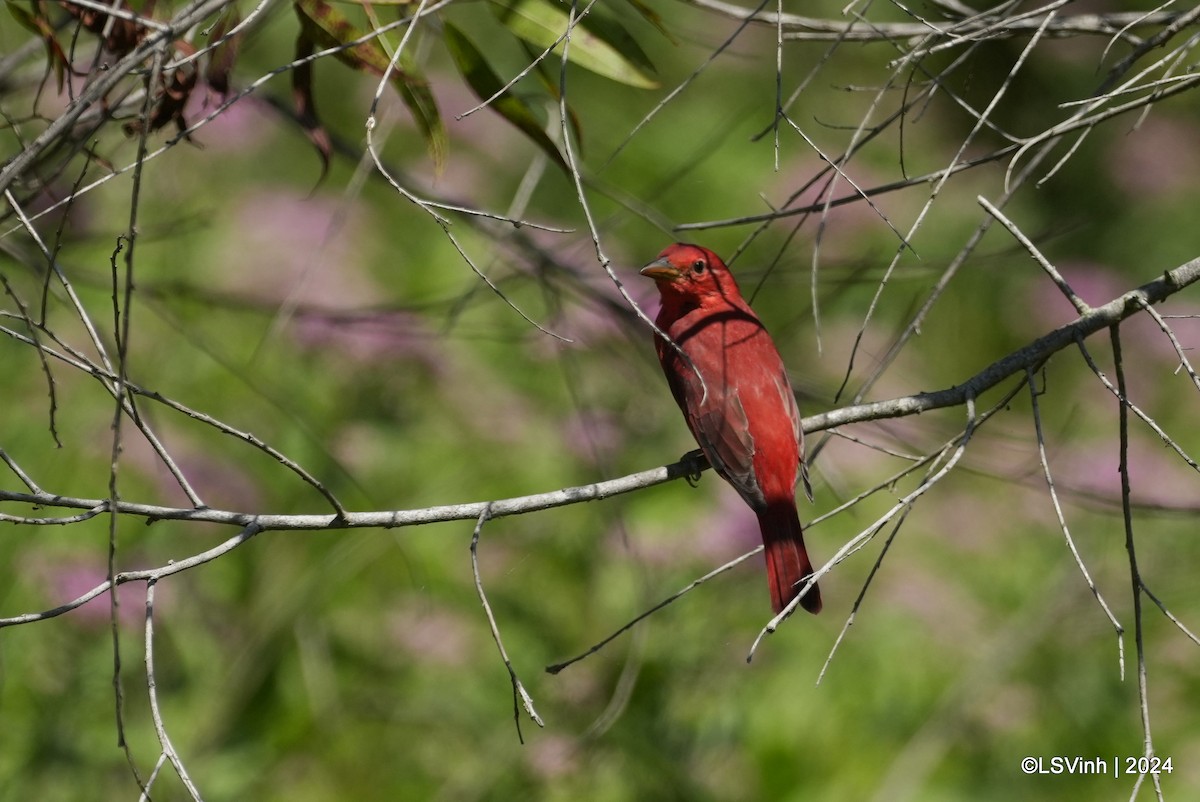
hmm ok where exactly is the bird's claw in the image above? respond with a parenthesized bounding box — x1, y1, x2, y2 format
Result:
(682, 449, 708, 486)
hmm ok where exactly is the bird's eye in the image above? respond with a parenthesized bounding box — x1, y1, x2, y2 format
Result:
(691, 259, 706, 274)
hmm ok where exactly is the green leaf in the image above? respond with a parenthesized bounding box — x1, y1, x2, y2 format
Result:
(515, 39, 585, 156)
(492, 0, 658, 89)
(5, 1, 39, 33)
(293, 0, 447, 170)
(620, 0, 676, 44)
(444, 23, 569, 173)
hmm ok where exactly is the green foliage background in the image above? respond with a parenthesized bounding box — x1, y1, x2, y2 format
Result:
(1, 1, 1199, 799)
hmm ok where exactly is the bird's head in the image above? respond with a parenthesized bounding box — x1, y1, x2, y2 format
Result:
(639, 243, 741, 304)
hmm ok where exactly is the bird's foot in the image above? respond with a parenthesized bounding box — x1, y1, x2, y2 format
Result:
(681, 449, 709, 487)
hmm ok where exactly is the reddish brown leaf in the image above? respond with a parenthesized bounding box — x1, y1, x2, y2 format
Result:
(292, 0, 446, 171)
(292, 33, 333, 184)
(205, 6, 242, 96)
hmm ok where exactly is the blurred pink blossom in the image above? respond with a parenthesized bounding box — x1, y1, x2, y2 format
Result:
(525, 734, 580, 780)
(217, 191, 378, 309)
(387, 605, 474, 667)
(1109, 116, 1200, 198)
(116, 431, 264, 512)
(561, 410, 626, 464)
(23, 555, 151, 629)
(1049, 439, 1196, 506)
(184, 90, 274, 152)
(625, 479, 763, 572)
(290, 310, 447, 369)
(1022, 261, 1183, 364)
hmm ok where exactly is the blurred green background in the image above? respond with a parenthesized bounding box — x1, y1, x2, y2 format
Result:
(1, 1, 1199, 799)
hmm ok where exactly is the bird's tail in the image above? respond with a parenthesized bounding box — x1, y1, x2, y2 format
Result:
(758, 502, 822, 615)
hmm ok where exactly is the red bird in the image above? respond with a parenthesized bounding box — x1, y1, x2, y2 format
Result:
(641, 243, 821, 615)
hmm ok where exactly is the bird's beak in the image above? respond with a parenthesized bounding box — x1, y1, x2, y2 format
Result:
(639, 258, 681, 282)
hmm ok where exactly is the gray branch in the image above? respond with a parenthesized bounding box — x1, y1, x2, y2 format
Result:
(1, 258, 1197, 533)
(684, 1, 1189, 43)
(805, 257, 1200, 431)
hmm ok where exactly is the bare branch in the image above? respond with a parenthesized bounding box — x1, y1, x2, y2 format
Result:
(1, 258, 1195, 546)
(749, 393, 978, 661)
(1026, 367, 1124, 677)
(978, 197, 1090, 315)
(470, 507, 544, 741)
(0, 525, 262, 628)
(1098, 5, 1200, 94)
(1076, 337, 1200, 476)
(807, 257, 1200, 432)
(684, 0, 1188, 43)
(144, 581, 204, 801)
(1139, 300, 1200, 395)
(1110, 327, 1164, 801)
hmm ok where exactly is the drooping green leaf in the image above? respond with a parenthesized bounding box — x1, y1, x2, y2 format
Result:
(444, 23, 569, 173)
(6, 2, 40, 36)
(620, 0, 676, 44)
(492, 0, 658, 89)
(293, 0, 447, 170)
(516, 39, 584, 157)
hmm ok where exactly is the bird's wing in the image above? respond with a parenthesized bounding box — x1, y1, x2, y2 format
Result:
(690, 387, 767, 510)
(658, 307, 771, 510)
(774, 370, 811, 502)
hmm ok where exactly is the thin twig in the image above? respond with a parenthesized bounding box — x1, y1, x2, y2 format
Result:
(0, 325, 348, 516)
(6, 191, 205, 507)
(106, 45, 167, 789)
(1026, 367, 1124, 677)
(1110, 327, 1164, 802)
(684, 0, 1185, 42)
(815, 491, 921, 686)
(552, 0, 709, 402)
(137, 753, 170, 802)
(748, 393, 979, 662)
(1076, 336, 1200, 475)
(0, 449, 45, 494)
(457, 0, 602, 121)
(0, 0, 236, 197)
(603, 0, 770, 168)
(1098, 4, 1200, 94)
(1138, 300, 1200, 394)
(0, 524, 263, 628)
(1140, 583, 1200, 648)
(978, 197, 1090, 314)
(807, 258, 1200, 431)
(64, 0, 172, 30)
(831, 4, 1063, 403)
(470, 506, 543, 741)
(362, 0, 572, 344)
(0, 258, 1194, 544)
(145, 580, 205, 801)
(545, 548, 762, 674)
(824, 428, 923, 461)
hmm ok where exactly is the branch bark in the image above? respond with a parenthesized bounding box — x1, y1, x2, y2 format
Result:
(684, 1, 1189, 43)
(805, 257, 1200, 431)
(2, 257, 1197, 532)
